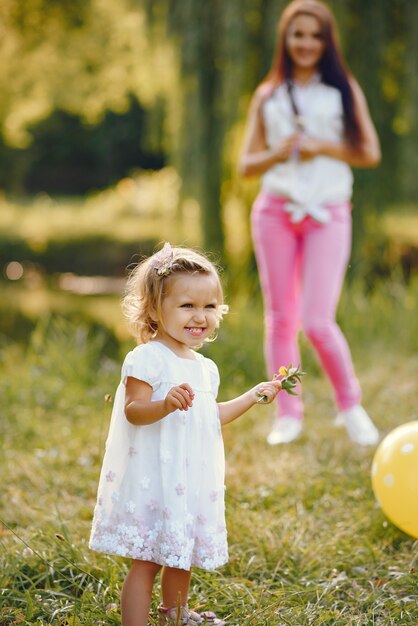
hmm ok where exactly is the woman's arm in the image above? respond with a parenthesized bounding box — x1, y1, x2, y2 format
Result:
(218, 380, 281, 426)
(125, 376, 194, 425)
(299, 79, 381, 168)
(238, 87, 299, 177)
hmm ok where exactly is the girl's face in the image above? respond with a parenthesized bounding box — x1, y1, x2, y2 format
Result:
(155, 272, 221, 356)
(286, 14, 325, 72)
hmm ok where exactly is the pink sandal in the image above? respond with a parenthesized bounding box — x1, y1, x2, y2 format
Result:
(157, 606, 226, 625)
(158, 605, 203, 625)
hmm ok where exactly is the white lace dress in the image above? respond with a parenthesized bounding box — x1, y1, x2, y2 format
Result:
(89, 341, 228, 571)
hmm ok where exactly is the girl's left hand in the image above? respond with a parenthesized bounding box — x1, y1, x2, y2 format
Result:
(254, 380, 282, 404)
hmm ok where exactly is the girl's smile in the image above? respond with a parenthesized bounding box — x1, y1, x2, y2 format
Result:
(154, 272, 221, 357)
(185, 327, 206, 337)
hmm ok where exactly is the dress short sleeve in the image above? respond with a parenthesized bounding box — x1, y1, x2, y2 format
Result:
(121, 343, 163, 391)
(205, 358, 220, 397)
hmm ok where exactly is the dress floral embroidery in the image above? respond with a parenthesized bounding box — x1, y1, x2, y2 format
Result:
(89, 341, 228, 571)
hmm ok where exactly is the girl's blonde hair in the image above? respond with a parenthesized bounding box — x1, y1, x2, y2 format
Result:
(122, 243, 228, 344)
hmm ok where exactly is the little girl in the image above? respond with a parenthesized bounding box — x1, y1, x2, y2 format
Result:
(89, 243, 282, 626)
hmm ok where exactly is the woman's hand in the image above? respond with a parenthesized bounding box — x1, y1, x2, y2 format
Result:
(298, 136, 323, 160)
(272, 134, 301, 162)
(298, 78, 382, 168)
(164, 384, 195, 413)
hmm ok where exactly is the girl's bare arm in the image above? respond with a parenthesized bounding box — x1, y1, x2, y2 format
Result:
(125, 376, 194, 425)
(218, 380, 281, 426)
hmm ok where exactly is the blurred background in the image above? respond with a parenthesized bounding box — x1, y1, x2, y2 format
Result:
(2, 5, 417, 622)
(0, 0, 417, 348)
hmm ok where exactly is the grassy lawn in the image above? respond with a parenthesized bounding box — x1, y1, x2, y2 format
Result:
(1, 283, 417, 625)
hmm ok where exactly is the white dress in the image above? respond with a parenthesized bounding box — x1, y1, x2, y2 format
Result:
(89, 341, 228, 571)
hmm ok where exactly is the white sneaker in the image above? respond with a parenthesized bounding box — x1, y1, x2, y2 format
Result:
(267, 416, 302, 445)
(333, 413, 344, 428)
(337, 405, 379, 446)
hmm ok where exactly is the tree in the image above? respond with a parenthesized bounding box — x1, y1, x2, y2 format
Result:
(0, 0, 174, 148)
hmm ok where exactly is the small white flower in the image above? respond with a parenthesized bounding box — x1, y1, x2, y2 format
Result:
(132, 536, 144, 549)
(175, 483, 186, 496)
(125, 501, 136, 514)
(166, 555, 180, 567)
(22, 547, 34, 558)
(140, 476, 151, 490)
(178, 556, 188, 569)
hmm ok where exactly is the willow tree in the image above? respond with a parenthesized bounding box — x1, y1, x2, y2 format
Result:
(0, 0, 174, 147)
(139, 0, 284, 256)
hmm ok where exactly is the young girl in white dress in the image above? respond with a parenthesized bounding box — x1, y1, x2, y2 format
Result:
(89, 244, 282, 626)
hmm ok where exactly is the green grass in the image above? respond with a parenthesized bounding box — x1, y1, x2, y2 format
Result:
(1, 287, 417, 625)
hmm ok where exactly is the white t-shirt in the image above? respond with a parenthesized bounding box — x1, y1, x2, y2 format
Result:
(261, 75, 353, 216)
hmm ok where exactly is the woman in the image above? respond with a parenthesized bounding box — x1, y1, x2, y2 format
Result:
(239, 0, 381, 445)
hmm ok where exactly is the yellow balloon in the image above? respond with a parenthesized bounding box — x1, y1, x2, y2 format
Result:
(371, 421, 418, 539)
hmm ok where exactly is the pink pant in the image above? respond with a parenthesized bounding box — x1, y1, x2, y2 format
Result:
(251, 191, 361, 420)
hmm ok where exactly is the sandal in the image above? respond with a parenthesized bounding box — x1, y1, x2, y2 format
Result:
(158, 605, 203, 625)
(158, 606, 226, 625)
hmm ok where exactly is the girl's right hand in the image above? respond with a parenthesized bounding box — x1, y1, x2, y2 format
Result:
(164, 384, 195, 413)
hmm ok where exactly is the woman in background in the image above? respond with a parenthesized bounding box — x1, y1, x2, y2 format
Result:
(239, 0, 381, 445)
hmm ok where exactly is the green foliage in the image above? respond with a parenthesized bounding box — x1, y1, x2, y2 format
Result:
(0, 101, 165, 194)
(1, 294, 417, 624)
(1, 0, 416, 255)
(0, 0, 176, 147)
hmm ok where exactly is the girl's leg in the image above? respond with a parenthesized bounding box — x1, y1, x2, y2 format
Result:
(300, 208, 361, 411)
(161, 566, 192, 609)
(121, 559, 161, 626)
(251, 193, 303, 420)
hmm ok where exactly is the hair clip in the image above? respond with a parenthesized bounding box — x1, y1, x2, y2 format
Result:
(152, 242, 174, 276)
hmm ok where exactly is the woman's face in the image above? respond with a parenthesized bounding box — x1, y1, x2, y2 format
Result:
(286, 14, 325, 71)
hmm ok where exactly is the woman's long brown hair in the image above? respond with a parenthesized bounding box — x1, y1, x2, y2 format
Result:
(264, 0, 362, 146)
